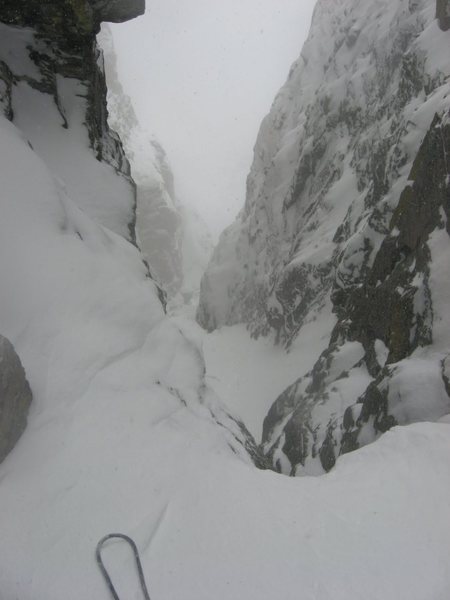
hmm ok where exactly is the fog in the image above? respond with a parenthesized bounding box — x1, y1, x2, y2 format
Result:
(110, 1, 316, 239)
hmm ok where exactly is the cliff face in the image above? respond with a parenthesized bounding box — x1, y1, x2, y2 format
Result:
(0, 5, 269, 593)
(99, 25, 213, 303)
(263, 111, 450, 475)
(198, 0, 450, 474)
(0, 0, 142, 241)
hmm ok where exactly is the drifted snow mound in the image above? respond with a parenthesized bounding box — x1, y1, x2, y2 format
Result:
(0, 111, 266, 597)
(198, 0, 450, 474)
(99, 25, 213, 301)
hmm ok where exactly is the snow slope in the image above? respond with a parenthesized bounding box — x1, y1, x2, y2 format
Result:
(0, 101, 259, 599)
(203, 303, 334, 441)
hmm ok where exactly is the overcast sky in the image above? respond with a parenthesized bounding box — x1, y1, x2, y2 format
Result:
(110, 0, 316, 239)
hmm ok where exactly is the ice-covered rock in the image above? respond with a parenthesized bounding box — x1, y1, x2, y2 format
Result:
(436, 0, 450, 30)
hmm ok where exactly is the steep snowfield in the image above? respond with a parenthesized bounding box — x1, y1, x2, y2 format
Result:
(202, 302, 335, 441)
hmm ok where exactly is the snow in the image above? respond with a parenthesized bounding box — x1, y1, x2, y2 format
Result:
(385, 358, 450, 425)
(108, 0, 317, 238)
(375, 339, 389, 367)
(199, 0, 450, 340)
(1, 101, 450, 600)
(428, 220, 450, 354)
(202, 302, 334, 441)
(1, 5, 450, 600)
(3, 39, 135, 240)
(0, 110, 252, 598)
(98, 26, 214, 300)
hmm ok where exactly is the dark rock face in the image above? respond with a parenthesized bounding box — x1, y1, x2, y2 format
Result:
(0, 60, 13, 120)
(0, 336, 32, 463)
(436, 0, 450, 30)
(263, 111, 450, 475)
(0, 0, 144, 35)
(91, 0, 145, 24)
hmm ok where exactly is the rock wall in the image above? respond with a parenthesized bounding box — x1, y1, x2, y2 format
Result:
(198, 0, 450, 473)
(198, 0, 449, 344)
(263, 111, 450, 474)
(0, 0, 143, 241)
(0, 336, 32, 463)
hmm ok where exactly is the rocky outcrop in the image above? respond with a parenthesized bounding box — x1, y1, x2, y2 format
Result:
(199, 0, 450, 473)
(1, 0, 144, 34)
(263, 111, 450, 474)
(0, 0, 143, 241)
(436, 0, 450, 30)
(0, 336, 32, 463)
